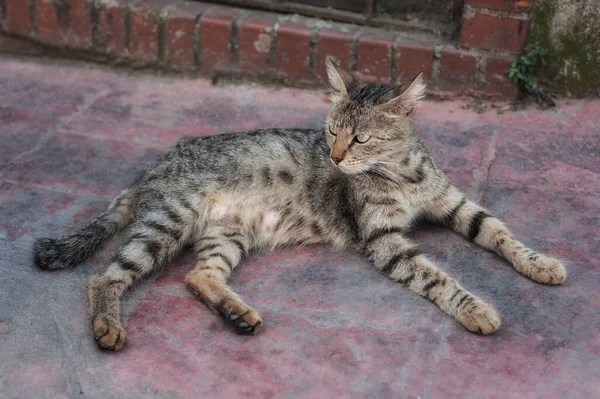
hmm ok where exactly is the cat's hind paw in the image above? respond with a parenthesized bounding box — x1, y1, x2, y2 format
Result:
(220, 300, 263, 335)
(92, 317, 127, 351)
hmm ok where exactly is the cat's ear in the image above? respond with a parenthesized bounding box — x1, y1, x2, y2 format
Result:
(376, 73, 426, 117)
(326, 58, 355, 99)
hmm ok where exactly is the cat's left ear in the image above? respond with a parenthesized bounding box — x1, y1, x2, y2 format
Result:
(376, 73, 426, 117)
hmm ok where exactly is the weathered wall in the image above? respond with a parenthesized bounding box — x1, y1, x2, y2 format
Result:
(529, 0, 600, 97)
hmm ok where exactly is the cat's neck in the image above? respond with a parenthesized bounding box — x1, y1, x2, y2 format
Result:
(357, 140, 432, 187)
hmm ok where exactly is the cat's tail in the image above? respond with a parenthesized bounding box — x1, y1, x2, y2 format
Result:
(33, 190, 134, 270)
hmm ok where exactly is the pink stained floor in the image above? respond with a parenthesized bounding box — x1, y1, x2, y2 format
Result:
(0, 56, 599, 399)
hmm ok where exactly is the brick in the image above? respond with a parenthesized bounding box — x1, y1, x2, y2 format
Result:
(199, 9, 236, 72)
(357, 34, 393, 83)
(316, 28, 353, 83)
(460, 13, 528, 53)
(0, 35, 43, 54)
(128, 3, 162, 63)
(96, 0, 128, 57)
(485, 55, 518, 97)
(0, 0, 5, 32)
(276, 21, 311, 79)
(6, 0, 32, 37)
(164, 3, 209, 71)
(65, 0, 92, 49)
(439, 48, 477, 90)
(466, 0, 533, 12)
(238, 13, 276, 74)
(395, 42, 433, 83)
(35, 0, 63, 46)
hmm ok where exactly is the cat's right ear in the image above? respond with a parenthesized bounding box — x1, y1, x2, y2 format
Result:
(326, 58, 355, 100)
(375, 73, 426, 117)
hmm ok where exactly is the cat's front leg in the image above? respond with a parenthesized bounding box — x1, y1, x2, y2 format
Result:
(364, 228, 501, 334)
(425, 185, 566, 285)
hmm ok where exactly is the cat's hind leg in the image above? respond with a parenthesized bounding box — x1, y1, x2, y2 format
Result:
(425, 185, 566, 285)
(89, 210, 194, 350)
(185, 226, 262, 334)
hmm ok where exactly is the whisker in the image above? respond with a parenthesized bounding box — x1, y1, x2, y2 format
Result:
(374, 160, 396, 166)
(371, 164, 397, 181)
(359, 170, 374, 184)
(369, 168, 391, 180)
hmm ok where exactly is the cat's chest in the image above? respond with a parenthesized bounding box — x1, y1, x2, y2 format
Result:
(359, 189, 427, 226)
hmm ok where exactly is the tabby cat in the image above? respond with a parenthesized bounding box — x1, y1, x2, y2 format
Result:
(33, 60, 566, 351)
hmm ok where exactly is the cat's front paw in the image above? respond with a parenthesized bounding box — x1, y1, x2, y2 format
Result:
(92, 317, 127, 351)
(458, 299, 501, 335)
(524, 256, 566, 285)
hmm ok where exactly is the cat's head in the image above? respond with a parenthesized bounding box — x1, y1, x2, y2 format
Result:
(324, 58, 426, 174)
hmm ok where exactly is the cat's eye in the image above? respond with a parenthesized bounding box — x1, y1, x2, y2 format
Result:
(328, 125, 336, 136)
(355, 133, 370, 143)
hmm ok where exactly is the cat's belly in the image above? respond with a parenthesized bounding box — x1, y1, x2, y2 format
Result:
(206, 191, 326, 249)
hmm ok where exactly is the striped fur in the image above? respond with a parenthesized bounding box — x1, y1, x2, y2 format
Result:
(33, 60, 566, 351)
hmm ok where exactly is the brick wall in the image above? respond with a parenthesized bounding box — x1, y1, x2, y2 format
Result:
(0, 0, 532, 98)
(458, 0, 533, 96)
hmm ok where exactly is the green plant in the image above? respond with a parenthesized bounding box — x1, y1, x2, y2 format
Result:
(376, 5, 391, 19)
(508, 43, 549, 94)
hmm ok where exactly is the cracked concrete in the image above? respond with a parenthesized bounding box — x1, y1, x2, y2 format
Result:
(1, 56, 599, 398)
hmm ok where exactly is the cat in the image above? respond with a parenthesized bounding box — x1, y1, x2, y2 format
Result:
(33, 59, 566, 351)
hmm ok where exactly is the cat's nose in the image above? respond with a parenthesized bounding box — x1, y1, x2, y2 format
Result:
(331, 155, 343, 165)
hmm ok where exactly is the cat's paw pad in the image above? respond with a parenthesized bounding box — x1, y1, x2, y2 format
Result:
(525, 256, 566, 285)
(92, 317, 127, 351)
(459, 300, 501, 335)
(221, 302, 262, 335)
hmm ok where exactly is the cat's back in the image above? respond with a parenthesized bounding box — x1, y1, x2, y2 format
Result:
(178, 128, 326, 165)
(137, 128, 331, 186)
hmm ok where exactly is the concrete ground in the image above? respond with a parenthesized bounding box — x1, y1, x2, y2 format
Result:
(0, 56, 599, 399)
